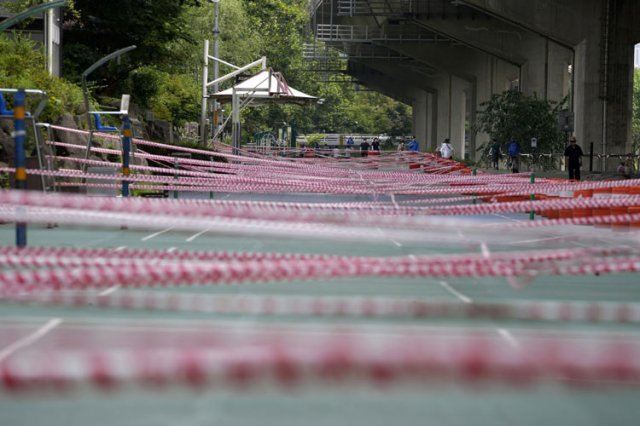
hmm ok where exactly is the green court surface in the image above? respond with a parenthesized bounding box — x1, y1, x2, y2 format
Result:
(1, 194, 640, 426)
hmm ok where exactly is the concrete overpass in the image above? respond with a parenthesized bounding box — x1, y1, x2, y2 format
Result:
(310, 0, 640, 170)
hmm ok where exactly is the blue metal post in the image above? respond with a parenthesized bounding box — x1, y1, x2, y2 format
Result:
(472, 168, 477, 205)
(121, 115, 131, 197)
(13, 90, 27, 247)
(529, 173, 536, 220)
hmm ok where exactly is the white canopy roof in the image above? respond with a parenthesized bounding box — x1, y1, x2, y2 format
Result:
(212, 68, 318, 105)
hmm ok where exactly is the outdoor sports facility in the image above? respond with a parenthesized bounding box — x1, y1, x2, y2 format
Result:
(1, 124, 640, 426)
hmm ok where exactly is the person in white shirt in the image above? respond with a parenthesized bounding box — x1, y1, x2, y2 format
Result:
(332, 147, 340, 158)
(439, 139, 454, 159)
(344, 146, 352, 158)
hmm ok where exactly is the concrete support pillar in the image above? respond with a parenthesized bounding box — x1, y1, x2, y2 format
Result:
(520, 37, 547, 98)
(451, 77, 467, 159)
(574, 36, 603, 167)
(434, 75, 467, 158)
(412, 90, 429, 151)
(604, 40, 634, 166)
(465, 84, 476, 160)
(520, 38, 571, 103)
(548, 42, 573, 103)
(572, 0, 634, 172)
(427, 92, 437, 151)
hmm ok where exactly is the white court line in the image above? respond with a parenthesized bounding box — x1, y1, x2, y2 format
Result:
(390, 239, 403, 247)
(439, 281, 472, 304)
(497, 328, 520, 348)
(0, 318, 62, 362)
(480, 242, 491, 258)
(493, 213, 524, 223)
(571, 240, 593, 248)
(375, 226, 403, 247)
(509, 236, 570, 245)
(99, 285, 121, 296)
(167, 247, 177, 253)
(114, 246, 127, 251)
(186, 228, 210, 242)
(141, 227, 174, 241)
(390, 193, 399, 209)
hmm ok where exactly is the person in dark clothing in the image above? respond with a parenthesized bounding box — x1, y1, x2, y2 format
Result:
(489, 139, 502, 170)
(371, 138, 380, 151)
(564, 136, 584, 180)
(360, 140, 370, 157)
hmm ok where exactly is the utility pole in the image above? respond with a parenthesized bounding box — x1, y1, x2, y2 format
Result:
(200, 0, 221, 145)
(212, 0, 220, 140)
(199, 39, 209, 146)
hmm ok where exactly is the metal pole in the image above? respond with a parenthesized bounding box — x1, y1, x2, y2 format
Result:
(200, 39, 210, 145)
(13, 89, 27, 247)
(472, 167, 477, 205)
(0, 1, 66, 32)
(529, 173, 535, 221)
(121, 115, 132, 197)
(232, 88, 240, 156)
(81, 46, 136, 169)
(46, 1, 53, 74)
(213, 0, 220, 138)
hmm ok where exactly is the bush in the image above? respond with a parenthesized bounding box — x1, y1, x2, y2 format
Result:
(0, 33, 85, 122)
(126, 66, 160, 109)
(148, 71, 200, 126)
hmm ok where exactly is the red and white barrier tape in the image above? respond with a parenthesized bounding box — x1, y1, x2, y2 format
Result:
(1, 247, 639, 295)
(1, 326, 640, 392)
(4, 290, 640, 324)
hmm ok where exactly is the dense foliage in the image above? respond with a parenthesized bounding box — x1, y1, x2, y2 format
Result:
(0, 33, 84, 121)
(473, 90, 567, 169)
(2, 0, 412, 143)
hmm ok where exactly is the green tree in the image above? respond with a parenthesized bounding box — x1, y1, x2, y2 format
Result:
(473, 90, 567, 170)
(3, 0, 413, 143)
(0, 33, 84, 121)
(61, 0, 201, 88)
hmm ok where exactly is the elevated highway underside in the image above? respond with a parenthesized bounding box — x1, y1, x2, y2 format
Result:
(310, 0, 640, 169)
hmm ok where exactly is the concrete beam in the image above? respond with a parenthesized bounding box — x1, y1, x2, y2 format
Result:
(382, 40, 484, 82)
(455, 0, 595, 46)
(408, 17, 528, 66)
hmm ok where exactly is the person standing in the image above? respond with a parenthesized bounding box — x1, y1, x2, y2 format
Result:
(360, 139, 370, 157)
(564, 136, 584, 180)
(371, 138, 380, 152)
(406, 137, 419, 152)
(489, 138, 502, 170)
(439, 139, 454, 159)
(344, 146, 352, 159)
(507, 137, 521, 173)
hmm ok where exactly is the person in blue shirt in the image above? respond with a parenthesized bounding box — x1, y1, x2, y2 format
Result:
(406, 137, 419, 152)
(507, 137, 521, 173)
